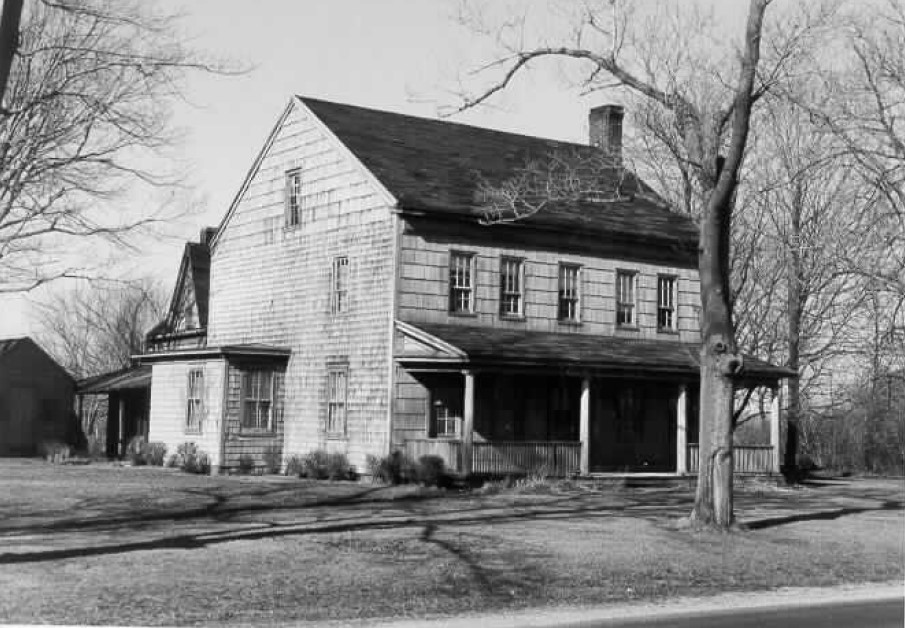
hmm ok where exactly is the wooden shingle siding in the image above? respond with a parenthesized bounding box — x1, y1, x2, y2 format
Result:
(392, 366, 429, 448)
(397, 222, 701, 342)
(147, 359, 225, 466)
(207, 101, 396, 472)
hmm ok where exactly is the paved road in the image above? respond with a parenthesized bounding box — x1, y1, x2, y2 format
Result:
(565, 597, 904, 628)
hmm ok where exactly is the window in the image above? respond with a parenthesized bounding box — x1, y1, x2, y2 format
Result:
(331, 256, 349, 314)
(242, 370, 273, 430)
(326, 367, 348, 436)
(429, 387, 462, 438)
(499, 257, 524, 317)
(285, 168, 302, 227)
(186, 369, 204, 432)
(616, 270, 637, 327)
(449, 252, 475, 313)
(558, 264, 581, 322)
(657, 275, 677, 331)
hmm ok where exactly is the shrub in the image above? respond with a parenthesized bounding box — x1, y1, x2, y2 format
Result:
(263, 445, 282, 474)
(237, 453, 256, 475)
(40, 440, 71, 463)
(126, 436, 148, 466)
(144, 442, 167, 466)
(367, 451, 416, 485)
(415, 455, 448, 487)
(175, 442, 210, 475)
(284, 454, 305, 477)
(302, 449, 351, 480)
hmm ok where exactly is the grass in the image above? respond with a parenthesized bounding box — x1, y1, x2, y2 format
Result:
(0, 459, 901, 625)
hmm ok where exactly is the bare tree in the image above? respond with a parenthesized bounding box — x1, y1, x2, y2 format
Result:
(451, 0, 835, 527)
(34, 277, 165, 436)
(0, 0, 228, 292)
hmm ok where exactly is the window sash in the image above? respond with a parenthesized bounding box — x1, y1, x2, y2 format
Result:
(185, 369, 204, 432)
(326, 369, 347, 435)
(657, 276, 676, 330)
(616, 271, 636, 326)
(558, 264, 580, 321)
(286, 169, 302, 227)
(499, 257, 523, 316)
(242, 370, 274, 430)
(332, 256, 349, 314)
(449, 253, 474, 313)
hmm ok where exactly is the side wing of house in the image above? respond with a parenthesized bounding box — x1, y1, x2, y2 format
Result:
(203, 97, 399, 471)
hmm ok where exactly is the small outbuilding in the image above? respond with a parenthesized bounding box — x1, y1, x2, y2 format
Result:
(0, 337, 76, 456)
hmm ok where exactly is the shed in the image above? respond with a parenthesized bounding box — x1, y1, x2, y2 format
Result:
(0, 337, 76, 455)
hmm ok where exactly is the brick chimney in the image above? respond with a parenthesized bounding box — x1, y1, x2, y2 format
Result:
(589, 104, 624, 166)
(199, 226, 217, 246)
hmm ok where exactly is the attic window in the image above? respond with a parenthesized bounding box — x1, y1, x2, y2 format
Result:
(174, 290, 197, 331)
(285, 168, 302, 227)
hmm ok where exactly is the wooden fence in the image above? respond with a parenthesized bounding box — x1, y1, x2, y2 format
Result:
(402, 439, 463, 473)
(687, 444, 775, 474)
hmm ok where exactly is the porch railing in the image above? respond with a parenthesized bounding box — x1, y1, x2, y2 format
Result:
(687, 444, 775, 474)
(403, 439, 463, 473)
(473, 441, 581, 477)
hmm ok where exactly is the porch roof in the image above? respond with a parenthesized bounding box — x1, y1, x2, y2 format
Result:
(133, 343, 291, 363)
(77, 365, 152, 394)
(397, 322, 794, 383)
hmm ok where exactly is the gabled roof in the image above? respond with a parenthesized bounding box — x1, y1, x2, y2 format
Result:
(299, 97, 698, 251)
(396, 322, 794, 384)
(149, 239, 211, 340)
(0, 336, 74, 382)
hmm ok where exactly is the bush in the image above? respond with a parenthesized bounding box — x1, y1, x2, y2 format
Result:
(366, 451, 416, 485)
(415, 455, 448, 487)
(237, 453, 256, 475)
(126, 436, 148, 466)
(263, 445, 282, 474)
(302, 449, 351, 480)
(284, 454, 305, 477)
(144, 442, 167, 466)
(39, 440, 71, 463)
(174, 442, 210, 475)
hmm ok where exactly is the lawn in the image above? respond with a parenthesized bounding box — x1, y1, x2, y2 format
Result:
(0, 459, 902, 626)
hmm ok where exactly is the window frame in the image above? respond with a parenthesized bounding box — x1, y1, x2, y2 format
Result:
(499, 256, 525, 318)
(657, 274, 678, 332)
(285, 168, 303, 228)
(557, 263, 582, 323)
(616, 269, 638, 328)
(241, 369, 275, 432)
(325, 365, 349, 438)
(331, 256, 349, 315)
(429, 387, 462, 439)
(448, 250, 477, 315)
(185, 368, 204, 433)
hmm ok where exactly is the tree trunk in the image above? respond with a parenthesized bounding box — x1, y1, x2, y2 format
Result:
(0, 0, 23, 113)
(784, 185, 803, 474)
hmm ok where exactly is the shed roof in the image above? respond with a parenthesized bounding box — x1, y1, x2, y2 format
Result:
(398, 322, 794, 383)
(299, 97, 698, 252)
(77, 366, 151, 394)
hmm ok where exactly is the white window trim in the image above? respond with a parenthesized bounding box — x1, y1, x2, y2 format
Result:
(285, 168, 302, 228)
(331, 256, 349, 315)
(499, 256, 525, 318)
(326, 365, 348, 437)
(616, 270, 638, 328)
(185, 368, 204, 433)
(241, 370, 275, 431)
(557, 263, 582, 323)
(657, 275, 678, 332)
(449, 251, 477, 314)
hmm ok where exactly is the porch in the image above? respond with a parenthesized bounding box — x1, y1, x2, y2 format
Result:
(393, 321, 792, 478)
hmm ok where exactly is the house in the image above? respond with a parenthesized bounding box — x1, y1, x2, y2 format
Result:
(137, 96, 792, 476)
(0, 337, 76, 456)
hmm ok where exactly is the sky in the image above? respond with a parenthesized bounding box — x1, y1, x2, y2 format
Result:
(0, 0, 750, 339)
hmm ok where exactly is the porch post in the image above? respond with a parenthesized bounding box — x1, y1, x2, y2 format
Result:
(770, 384, 782, 474)
(580, 377, 590, 475)
(462, 370, 475, 476)
(117, 395, 126, 458)
(676, 384, 688, 475)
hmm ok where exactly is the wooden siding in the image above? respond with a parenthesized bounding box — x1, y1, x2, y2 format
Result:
(147, 359, 225, 467)
(207, 100, 396, 472)
(0, 340, 74, 455)
(403, 439, 463, 472)
(397, 221, 701, 342)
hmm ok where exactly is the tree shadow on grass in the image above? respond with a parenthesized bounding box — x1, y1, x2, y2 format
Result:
(744, 499, 904, 530)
